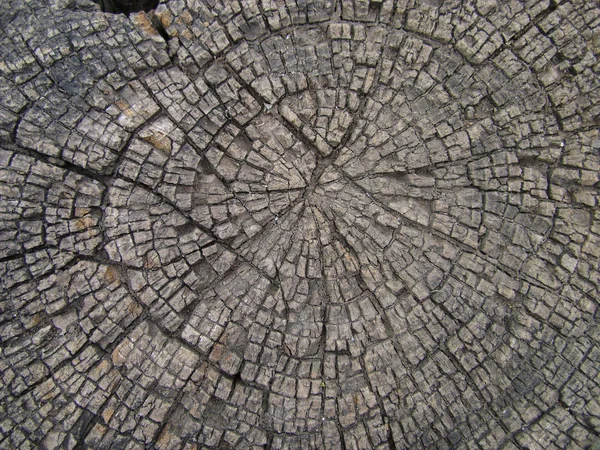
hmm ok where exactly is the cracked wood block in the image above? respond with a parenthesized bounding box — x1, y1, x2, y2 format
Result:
(0, 0, 599, 449)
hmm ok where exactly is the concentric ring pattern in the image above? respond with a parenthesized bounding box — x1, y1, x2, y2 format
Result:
(0, 0, 599, 449)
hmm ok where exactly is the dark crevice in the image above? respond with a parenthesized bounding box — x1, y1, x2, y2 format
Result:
(152, 14, 171, 43)
(93, 0, 159, 15)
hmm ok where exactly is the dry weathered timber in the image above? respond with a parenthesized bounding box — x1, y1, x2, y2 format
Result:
(0, 0, 599, 448)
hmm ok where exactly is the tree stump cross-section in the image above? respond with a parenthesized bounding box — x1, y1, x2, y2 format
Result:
(0, 0, 599, 449)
